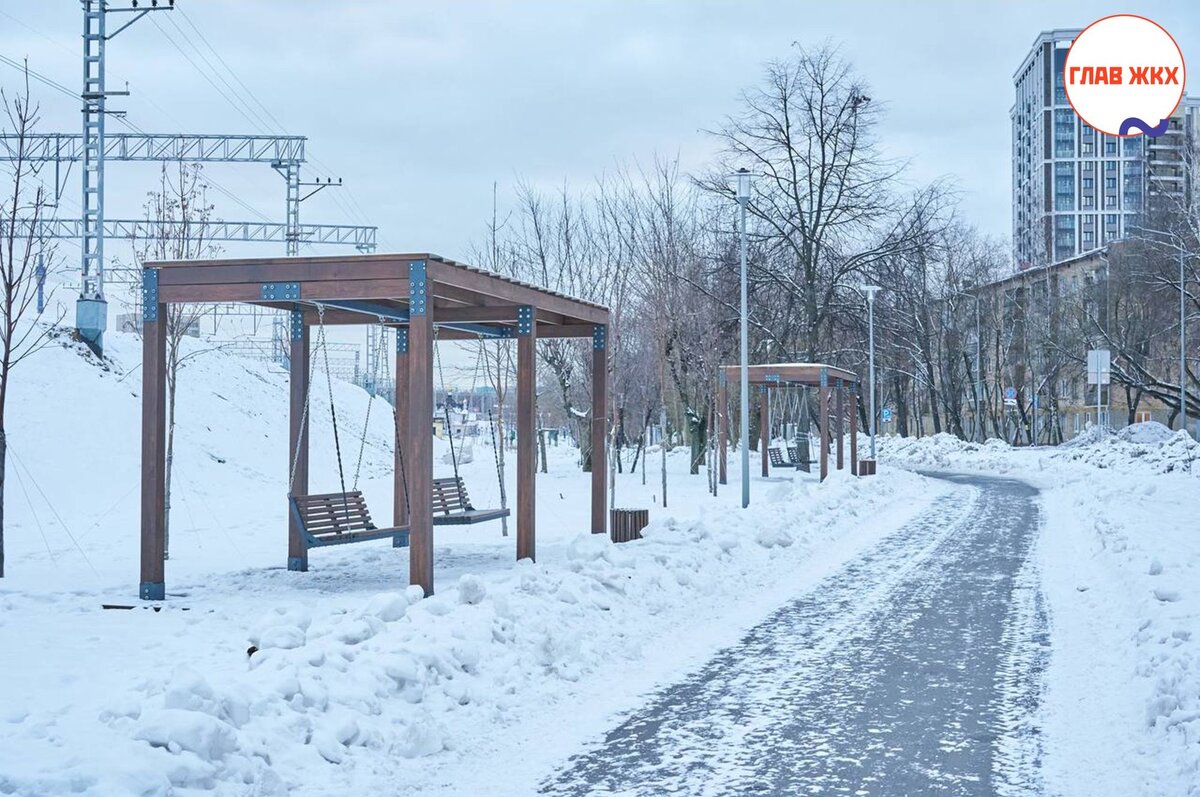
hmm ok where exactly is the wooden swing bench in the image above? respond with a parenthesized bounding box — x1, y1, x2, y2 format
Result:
(431, 477, 510, 525)
(288, 491, 410, 548)
(289, 477, 508, 550)
(768, 447, 799, 469)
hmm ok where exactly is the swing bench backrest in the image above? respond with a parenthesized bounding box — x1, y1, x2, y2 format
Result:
(431, 477, 510, 525)
(288, 491, 410, 548)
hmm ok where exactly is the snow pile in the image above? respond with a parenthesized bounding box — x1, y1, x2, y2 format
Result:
(1039, 469, 1200, 795)
(875, 433, 1020, 473)
(1052, 424, 1198, 475)
(879, 424, 1197, 477)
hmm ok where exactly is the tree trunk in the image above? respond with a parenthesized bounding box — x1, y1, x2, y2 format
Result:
(0, 427, 5, 578)
(688, 410, 707, 475)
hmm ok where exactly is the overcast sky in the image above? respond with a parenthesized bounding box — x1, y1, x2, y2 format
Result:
(1, 0, 1197, 267)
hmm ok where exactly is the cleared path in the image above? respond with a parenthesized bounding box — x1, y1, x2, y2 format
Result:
(542, 473, 1048, 796)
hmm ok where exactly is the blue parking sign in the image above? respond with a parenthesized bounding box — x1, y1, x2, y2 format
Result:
(881, 407, 893, 423)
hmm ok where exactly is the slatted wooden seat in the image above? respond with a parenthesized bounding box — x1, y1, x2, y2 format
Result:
(788, 444, 816, 473)
(288, 491, 410, 548)
(768, 447, 792, 468)
(431, 477, 510, 525)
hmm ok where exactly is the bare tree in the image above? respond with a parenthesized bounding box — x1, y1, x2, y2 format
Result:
(128, 163, 219, 559)
(0, 71, 62, 578)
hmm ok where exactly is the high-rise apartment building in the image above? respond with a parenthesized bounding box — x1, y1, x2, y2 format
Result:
(1012, 30, 1197, 269)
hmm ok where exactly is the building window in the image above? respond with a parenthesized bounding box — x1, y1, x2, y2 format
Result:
(1105, 177, 1117, 189)
(1083, 230, 1094, 244)
(1105, 140, 1117, 155)
(1106, 195, 1117, 208)
(1082, 177, 1094, 189)
(1054, 109, 1076, 157)
(1082, 196, 1093, 208)
(1106, 160, 1117, 172)
(1106, 214, 1118, 225)
(1082, 142, 1094, 155)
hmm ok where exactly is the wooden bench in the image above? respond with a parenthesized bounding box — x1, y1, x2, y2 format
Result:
(431, 477, 510, 525)
(288, 491, 410, 548)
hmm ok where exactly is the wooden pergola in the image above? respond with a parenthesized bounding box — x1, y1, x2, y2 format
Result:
(717, 363, 862, 483)
(138, 253, 610, 600)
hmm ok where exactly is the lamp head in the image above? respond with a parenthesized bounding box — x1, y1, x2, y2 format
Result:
(734, 168, 751, 203)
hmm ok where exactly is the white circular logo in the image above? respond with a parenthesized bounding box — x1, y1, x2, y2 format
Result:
(1064, 14, 1185, 137)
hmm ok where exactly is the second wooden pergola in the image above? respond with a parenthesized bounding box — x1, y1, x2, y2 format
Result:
(717, 363, 861, 482)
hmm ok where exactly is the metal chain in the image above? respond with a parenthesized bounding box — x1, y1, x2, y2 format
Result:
(350, 319, 387, 489)
(288, 305, 323, 493)
(319, 305, 348, 502)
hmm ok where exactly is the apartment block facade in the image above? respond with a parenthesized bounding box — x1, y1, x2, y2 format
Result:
(1012, 29, 1198, 270)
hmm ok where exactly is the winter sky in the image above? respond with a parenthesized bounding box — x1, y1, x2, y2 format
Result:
(1, 0, 1197, 265)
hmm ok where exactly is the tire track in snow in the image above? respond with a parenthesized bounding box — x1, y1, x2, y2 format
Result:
(541, 473, 1045, 796)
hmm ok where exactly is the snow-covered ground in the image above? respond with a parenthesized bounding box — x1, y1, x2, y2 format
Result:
(879, 428, 1200, 796)
(0, 332, 950, 796)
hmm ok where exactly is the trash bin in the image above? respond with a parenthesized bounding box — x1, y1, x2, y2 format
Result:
(610, 508, 649, 543)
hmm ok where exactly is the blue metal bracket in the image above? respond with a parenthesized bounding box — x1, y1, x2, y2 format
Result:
(764, 373, 781, 383)
(517, 306, 534, 337)
(409, 260, 428, 316)
(290, 306, 304, 341)
(321, 300, 409, 323)
(140, 581, 165, 601)
(141, 269, 159, 322)
(819, 368, 829, 388)
(260, 282, 300, 301)
(836, 378, 844, 389)
(397, 327, 409, 354)
(592, 324, 607, 351)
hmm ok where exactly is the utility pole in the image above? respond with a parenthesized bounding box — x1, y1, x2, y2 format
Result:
(272, 164, 343, 256)
(78, 0, 175, 354)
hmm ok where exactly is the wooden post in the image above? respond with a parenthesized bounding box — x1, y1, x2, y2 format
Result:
(591, 325, 607, 535)
(760, 385, 769, 477)
(850, 383, 860, 476)
(393, 327, 410, 534)
(819, 370, 830, 482)
(287, 308, 310, 572)
(718, 372, 728, 485)
(835, 379, 845, 471)
(407, 261, 434, 595)
(516, 306, 537, 561)
(139, 271, 167, 601)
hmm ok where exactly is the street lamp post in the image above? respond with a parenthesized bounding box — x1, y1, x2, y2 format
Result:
(860, 285, 882, 458)
(1180, 246, 1188, 436)
(735, 168, 752, 507)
